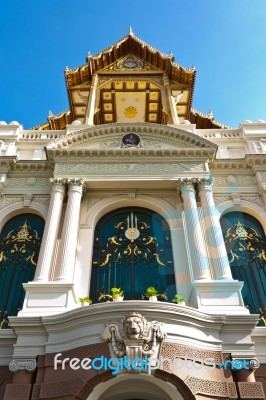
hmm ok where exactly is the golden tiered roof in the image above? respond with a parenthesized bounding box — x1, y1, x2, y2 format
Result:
(31, 31, 228, 130)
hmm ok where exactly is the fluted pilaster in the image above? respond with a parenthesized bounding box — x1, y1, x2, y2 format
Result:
(34, 178, 65, 281)
(198, 178, 233, 279)
(180, 180, 211, 280)
(259, 185, 266, 207)
(54, 178, 85, 281)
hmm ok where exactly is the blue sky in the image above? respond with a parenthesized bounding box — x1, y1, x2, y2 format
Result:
(0, 0, 266, 129)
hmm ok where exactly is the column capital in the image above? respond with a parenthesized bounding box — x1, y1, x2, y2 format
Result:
(50, 178, 66, 192)
(197, 176, 214, 192)
(67, 178, 86, 194)
(258, 183, 266, 194)
(178, 178, 200, 193)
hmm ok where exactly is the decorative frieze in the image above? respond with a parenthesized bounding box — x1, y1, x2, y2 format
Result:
(1, 196, 23, 207)
(7, 177, 50, 187)
(33, 196, 50, 206)
(241, 195, 263, 207)
(214, 194, 264, 207)
(55, 162, 206, 176)
(213, 175, 257, 187)
(214, 195, 231, 205)
(99, 138, 163, 149)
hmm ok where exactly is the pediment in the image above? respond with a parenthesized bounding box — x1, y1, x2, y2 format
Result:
(100, 54, 161, 72)
(46, 123, 217, 159)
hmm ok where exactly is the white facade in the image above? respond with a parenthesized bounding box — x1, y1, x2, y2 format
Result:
(0, 33, 266, 400)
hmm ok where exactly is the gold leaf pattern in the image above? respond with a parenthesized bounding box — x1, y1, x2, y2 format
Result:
(124, 106, 138, 118)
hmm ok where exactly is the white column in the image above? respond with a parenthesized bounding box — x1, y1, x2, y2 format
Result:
(34, 178, 65, 281)
(198, 178, 233, 279)
(84, 74, 98, 125)
(180, 180, 211, 280)
(163, 74, 179, 124)
(54, 178, 85, 281)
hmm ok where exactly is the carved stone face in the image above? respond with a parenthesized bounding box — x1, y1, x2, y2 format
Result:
(125, 316, 144, 339)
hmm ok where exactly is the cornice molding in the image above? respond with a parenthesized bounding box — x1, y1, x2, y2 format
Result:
(8, 301, 259, 357)
(247, 154, 266, 166)
(50, 148, 215, 161)
(0, 156, 17, 173)
(211, 155, 266, 173)
(46, 123, 217, 151)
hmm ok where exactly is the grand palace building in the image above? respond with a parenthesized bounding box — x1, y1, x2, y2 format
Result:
(0, 31, 266, 400)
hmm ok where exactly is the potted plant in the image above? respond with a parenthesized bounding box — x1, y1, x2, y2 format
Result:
(111, 287, 124, 302)
(172, 294, 186, 306)
(98, 287, 124, 302)
(143, 286, 167, 302)
(78, 296, 92, 306)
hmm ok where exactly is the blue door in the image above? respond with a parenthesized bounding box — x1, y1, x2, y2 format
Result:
(0, 214, 44, 328)
(220, 212, 266, 325)
(90, 207, 175, 302)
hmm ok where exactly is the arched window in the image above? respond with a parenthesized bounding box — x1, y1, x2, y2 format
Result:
(0, 214, 44, 329)
(220, 212, 266, 325)
(90, 207, 175, 302)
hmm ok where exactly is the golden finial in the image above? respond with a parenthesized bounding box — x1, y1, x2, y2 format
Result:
(128, 26, 134, 36)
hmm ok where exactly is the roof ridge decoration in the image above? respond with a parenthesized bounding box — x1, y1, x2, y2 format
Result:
(65, 30, 195, 74)
(128, 26, 134, 36)
(28, 32, 228, 131)
(93, 30, 169, 58)
(30, 110, 71, 131)
(190, 108, 231, 129)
